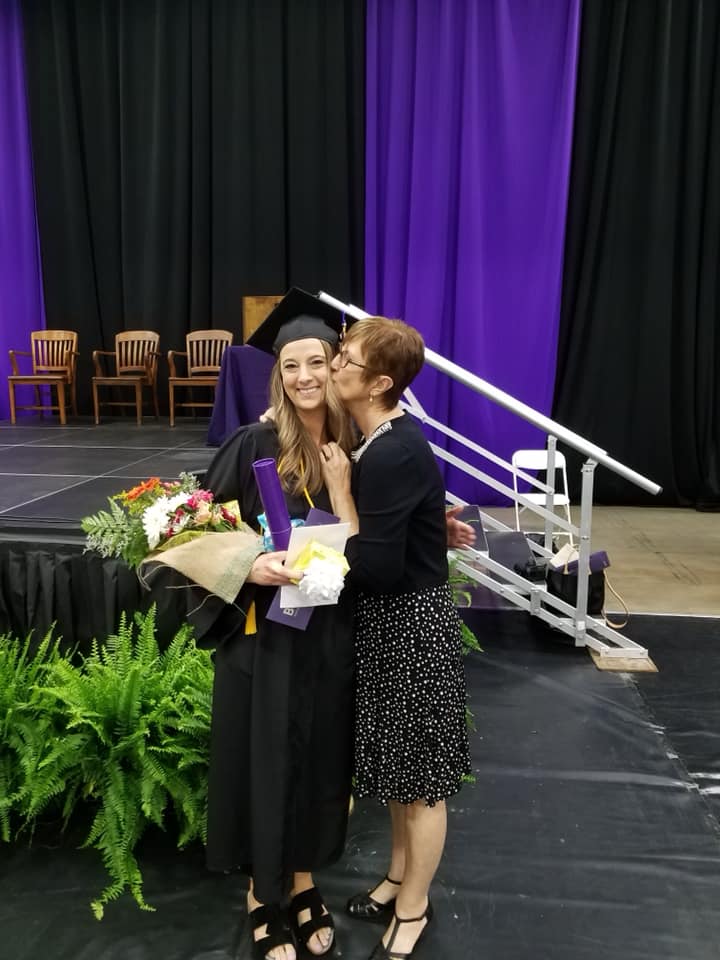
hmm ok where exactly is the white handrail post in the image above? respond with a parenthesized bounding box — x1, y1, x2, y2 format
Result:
(574, 458, 597, 645)
(545, 435, 558, 553)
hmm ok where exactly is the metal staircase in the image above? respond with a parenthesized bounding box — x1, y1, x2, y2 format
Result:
(320, 291, 662, 661)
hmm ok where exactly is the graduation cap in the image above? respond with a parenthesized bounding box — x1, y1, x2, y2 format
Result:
(247, 287, 351, 355)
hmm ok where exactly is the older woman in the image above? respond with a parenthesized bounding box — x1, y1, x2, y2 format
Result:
(201, 292, 357, 960)
(321, 317, 471, 960)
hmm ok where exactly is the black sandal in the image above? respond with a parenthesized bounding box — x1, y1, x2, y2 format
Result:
(248, 902, 295, 960)
(368, 901, 434, 960)
(290, 886, 335, 955)
(346, 875, 401, 922)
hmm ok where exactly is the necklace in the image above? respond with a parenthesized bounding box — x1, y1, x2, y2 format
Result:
(351, 419, 394, 462)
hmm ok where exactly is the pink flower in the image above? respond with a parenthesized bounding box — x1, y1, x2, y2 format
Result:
(193, 501, 212, 524)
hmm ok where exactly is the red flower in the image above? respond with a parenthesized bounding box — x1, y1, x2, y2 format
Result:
(220, 506, 238, 527)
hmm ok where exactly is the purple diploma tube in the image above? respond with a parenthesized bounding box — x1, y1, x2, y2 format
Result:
(252, 458, 292, 551)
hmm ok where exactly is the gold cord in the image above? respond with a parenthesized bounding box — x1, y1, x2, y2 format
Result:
(277, 454, 315, 510)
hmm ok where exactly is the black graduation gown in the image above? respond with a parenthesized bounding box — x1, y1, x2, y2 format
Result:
(202, 423, 355, 903)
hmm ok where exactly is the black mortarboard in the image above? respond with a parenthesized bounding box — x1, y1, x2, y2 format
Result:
(247, 287, 350, 355)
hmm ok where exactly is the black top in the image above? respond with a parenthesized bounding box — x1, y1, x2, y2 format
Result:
(346, 413, 448, 594)
(203, 420, 331, 524)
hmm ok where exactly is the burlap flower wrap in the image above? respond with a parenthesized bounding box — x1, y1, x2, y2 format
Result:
(139, 523, 264, 604)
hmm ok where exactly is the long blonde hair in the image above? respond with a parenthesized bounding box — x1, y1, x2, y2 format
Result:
(269, 340, 355, 497)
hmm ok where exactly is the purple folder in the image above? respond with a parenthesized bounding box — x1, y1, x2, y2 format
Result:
(266, 507, 340, 630)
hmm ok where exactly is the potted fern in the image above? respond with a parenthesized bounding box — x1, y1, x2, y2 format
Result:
(19, 607, 214, 918)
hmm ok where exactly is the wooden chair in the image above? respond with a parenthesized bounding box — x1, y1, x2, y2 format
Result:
(8, 330, 79, 425)
(167, 329, 234, 426)
(92, 330, 161, 425)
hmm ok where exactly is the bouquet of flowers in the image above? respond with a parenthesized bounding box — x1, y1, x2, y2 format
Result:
(81, 473, 240, 570)
(82, 473, 264, 604)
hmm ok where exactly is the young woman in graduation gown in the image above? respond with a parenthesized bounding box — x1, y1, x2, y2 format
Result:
(201, 300, 356, 960)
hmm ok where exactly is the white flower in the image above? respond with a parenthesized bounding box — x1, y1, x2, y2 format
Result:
(141, 492, 189, 549)
(297, 558, 347, 604)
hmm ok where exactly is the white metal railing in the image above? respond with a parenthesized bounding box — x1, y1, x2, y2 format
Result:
(319, 291, 662, 659)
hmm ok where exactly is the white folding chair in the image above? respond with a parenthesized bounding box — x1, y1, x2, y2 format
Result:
(511, 449, 574, 544)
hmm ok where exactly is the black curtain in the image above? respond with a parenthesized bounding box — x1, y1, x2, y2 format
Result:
(554, 0, 720, 508)
(21, 0, 365, 413)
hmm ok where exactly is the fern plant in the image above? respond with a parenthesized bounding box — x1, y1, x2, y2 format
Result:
(81, 497, 145, 565)
(0, 630, 71, 841)
(448, 555, 482, 746)
(448, 555, 483, 654)
(34, 606, 214, 918)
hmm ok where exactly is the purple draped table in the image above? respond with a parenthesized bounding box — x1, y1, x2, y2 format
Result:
(207, 345, 275, 446)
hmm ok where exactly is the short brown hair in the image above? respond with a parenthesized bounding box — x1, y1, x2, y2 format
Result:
(345, 317, 425, 410)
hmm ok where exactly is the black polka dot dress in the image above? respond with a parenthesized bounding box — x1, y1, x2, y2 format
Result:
(353, 583, 471, 805)
(345, 414, 472, 806)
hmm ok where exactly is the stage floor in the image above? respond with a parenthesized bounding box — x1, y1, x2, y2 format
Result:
(0, 419, 215, 538)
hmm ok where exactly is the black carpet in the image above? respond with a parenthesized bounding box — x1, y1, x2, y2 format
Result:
(2, 613, 719, 960)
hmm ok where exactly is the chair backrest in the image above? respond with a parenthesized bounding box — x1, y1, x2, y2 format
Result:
(115, 331, 160, 378)
(511, 447, 573, 542)
(512, 449, 568, 473)
(186, 329, 234, 375)
(30, 330, 78, 375)
(511, 448, 570, 507)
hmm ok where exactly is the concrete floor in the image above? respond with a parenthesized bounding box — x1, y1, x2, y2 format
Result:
(483, 505, 720, 617)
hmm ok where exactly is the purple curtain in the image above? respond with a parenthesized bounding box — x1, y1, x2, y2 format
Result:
(0, 0, 45, 421)
(365, 0, 581, 503)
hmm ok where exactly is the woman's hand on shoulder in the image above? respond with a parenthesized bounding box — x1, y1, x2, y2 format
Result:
(320, 442, 359, 534)
(247, 551, 303, 586)
(320, 442, 351, 492)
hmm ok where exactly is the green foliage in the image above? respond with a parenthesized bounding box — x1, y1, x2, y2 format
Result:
(81, 497, 147, 568)
(0, 607, 214, 919)
(0, 630, 71, 841)
(448, 555, 483, 654)
(448, 555, 482, 743)
(459, 618, 483, 655)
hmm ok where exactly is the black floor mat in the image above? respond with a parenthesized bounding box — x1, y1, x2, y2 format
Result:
(2, 612, 719, 960)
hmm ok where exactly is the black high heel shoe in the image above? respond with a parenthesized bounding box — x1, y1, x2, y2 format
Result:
(346, 875, 402, 922)
(368, 901, 434, 960)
